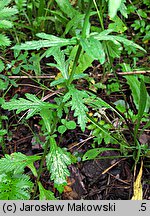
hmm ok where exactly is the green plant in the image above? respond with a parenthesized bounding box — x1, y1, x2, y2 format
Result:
(0, 0, 18, 92)
(128, 2, 150, 43)
(1, 93, 74, 194)
(14, 0, 70, 37)
(0, 152, 38, 200)
(0, 152, 57, 200)
(0, 0, 18, 47)
(1, 0, 149, 199)
(0, 115, 8, 154)
(58, 119, 76, 134)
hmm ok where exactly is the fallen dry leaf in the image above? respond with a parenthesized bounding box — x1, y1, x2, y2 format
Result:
(131, 160, 143, 200)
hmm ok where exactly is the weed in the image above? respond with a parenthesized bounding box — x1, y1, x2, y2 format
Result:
(0, 0, 149, 199)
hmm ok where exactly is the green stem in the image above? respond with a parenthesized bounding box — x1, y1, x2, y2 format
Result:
(67, 0, 93, 86)
(0, 137, 7, 154)
(67, 45, 82, 86)
(93, 0, 104, 30)
(32, 139, 50, 199)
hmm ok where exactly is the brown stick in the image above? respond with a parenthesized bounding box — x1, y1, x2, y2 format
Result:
(8, 75, 55, 79)
(7, 70, 150, 79)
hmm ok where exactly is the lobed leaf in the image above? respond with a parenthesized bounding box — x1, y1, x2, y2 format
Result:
(46, 47, 69, 79)
(46, 137, 72, 193)
(0, 0, 12, 9)
(63, 85, 89, 131)
(108, 15, 127, 33)
(15, 0, 27, 11)
(0, 7, 18, 18)
(0, 173, 33, 200)
(2, 93, 58, 119)
(0, 20, 13, 29)
(0, 33, 11, 46)
(0, 152, 41, 174)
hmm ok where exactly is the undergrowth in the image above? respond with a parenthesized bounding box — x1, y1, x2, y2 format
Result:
(0, 0, 149, 200)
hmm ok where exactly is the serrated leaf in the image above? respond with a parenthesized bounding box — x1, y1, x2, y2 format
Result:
(0, 33, 11, 46)
(0, 173, 33, 200)
(109, 0, 122, 18)
(38, 182, 57, 200)
(62, 91, 71, 102)
(12, 35, 77, 50)
(0, 20, 13, 29)
(108, 15, 127, 33)
(47, 47, 69, 79)
(0, 152, 41, 174)
(46, 137, 72, 193)
(0, 0, 12, 9)
(15, 0, 27, 11)
(63, 85, 88, 131)
(2, 93, 58, 119)
(80, 37, 105, 64)
(0, 7, 18, 19)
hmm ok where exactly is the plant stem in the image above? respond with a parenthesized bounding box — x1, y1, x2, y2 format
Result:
(67, 0, 93, 86)
(93, 0, 104, 30)
(0, 137, 7, 154)
(67, 45, 82, 86)
(32, 139, 50, 199)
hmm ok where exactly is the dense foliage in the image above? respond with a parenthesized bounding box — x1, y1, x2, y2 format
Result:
(0, 0, 149, 200)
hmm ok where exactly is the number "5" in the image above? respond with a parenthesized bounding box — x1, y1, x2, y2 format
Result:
(140, 203, 146, 211)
